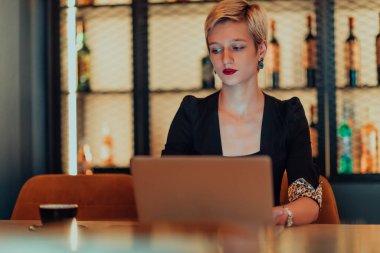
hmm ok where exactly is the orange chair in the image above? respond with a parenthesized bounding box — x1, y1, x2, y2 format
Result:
(280, 173, 340, 224)
(11, 174, 138, 221)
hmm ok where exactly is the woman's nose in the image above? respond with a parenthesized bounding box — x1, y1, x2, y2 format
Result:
(222, 49, 233, 65)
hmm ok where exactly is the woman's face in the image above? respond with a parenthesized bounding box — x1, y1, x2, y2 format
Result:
(207, 20, 266, 87)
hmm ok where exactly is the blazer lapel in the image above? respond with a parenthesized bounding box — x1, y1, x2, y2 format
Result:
(196, 91, 223, 155)
(260, 94, 272, 156)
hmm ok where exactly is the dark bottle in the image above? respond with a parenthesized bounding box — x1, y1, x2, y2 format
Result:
(376, 13, 380, 85)
(201, 54, 215, 89)
(270, 20, 280, 89)
(309, 105, 318, 161)
(345, 17, 360, 87)
(77, 17, 91, 92)
(304, 15, 316, 88)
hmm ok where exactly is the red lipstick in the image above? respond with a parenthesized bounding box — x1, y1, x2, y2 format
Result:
(223, 68, 237, 75)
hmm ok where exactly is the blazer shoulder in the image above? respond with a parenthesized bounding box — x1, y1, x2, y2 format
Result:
(180, 90, 219, 115)
(264, 94, 304, 120)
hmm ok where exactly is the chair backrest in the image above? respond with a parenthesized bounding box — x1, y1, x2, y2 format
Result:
(11, 174, 138, 221)
(280, 173, 340, 224)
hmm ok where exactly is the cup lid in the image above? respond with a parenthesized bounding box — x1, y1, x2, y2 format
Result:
(40, 204, 78, 209)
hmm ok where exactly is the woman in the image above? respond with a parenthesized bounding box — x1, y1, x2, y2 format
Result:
(162, 0, 321, 227)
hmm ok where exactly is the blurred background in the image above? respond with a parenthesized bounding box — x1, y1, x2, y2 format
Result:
(1, 0, 380, 222)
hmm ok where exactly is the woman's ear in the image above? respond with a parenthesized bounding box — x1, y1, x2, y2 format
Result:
(258, 41, 267, 58)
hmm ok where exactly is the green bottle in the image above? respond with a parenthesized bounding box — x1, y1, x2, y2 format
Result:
(77, 17, 91, 92)
(201, 54, 215, 89)
(338, 105, 353, 174)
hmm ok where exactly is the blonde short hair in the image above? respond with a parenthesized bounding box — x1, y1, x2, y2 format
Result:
(205, 0, 268, 48)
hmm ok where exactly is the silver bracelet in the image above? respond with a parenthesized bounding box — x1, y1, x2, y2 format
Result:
(283, 206, 294, 227)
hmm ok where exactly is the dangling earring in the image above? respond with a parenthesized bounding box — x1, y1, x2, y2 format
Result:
(258, 58, 264, 70)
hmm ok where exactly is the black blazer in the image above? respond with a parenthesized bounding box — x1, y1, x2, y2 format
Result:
(162, 91, 319, 205)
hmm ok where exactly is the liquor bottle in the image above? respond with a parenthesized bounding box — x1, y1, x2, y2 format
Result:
(376, 13, 380, 85)
(77, 144, 93, 175)
(360, 108, 379, 173)
(269, 20, 280, 88)
(95, 0, 126, 4)
(77, 0, 94, 6)
(338, 105, 353, 174)
(201, 54, 215, 89)
(344, 17, 360, 87)
(100, 125, 114, 167)
(309, 105, 318, 160)
(76, 17, 91, 92)
(304, 15, 316, 88)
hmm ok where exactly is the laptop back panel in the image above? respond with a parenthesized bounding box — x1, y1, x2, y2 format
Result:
(131, 156, 274, 227)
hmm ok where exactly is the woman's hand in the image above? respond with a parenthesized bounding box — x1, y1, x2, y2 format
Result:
(272, 206, 287, 225)
(272, 197, 319, 226)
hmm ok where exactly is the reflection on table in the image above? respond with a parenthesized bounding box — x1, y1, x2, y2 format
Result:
(1, 220, 380, 253)
(0, 220, 268, 253)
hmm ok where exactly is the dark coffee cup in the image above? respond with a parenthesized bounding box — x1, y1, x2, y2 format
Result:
(39, 204, 78, 225)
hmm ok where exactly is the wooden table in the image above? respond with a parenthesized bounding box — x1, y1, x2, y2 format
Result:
(0, 221, 379, 252)
(275, 224, 380, 253)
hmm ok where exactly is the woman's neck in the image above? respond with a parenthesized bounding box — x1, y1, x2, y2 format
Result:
(219, 83, 264, 120)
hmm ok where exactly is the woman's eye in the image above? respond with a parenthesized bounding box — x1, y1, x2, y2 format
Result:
(233, 46, 245, 51)
(210, 48, 222, 54)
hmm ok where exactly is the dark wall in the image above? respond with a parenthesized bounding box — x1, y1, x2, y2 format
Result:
(332, 183, 380, 224)
(0, 0, 46, 219)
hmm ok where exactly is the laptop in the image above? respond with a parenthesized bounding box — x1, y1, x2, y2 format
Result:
(131, 156, 274, 228)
